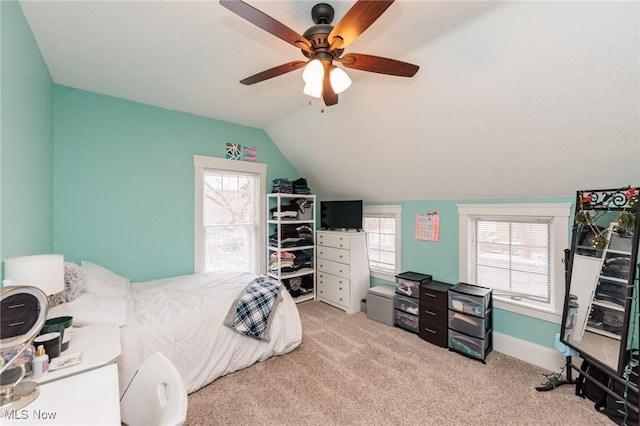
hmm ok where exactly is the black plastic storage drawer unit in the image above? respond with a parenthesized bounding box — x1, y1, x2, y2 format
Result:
(395, 271, 432, 299)
(419, 281, 453, 348)
(447, 282, 493, 362)
(394, 271, 432, 333)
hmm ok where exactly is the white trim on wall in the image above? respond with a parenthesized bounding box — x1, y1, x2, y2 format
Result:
(193, 155, 267, 274)
(493, 332, 565, 373)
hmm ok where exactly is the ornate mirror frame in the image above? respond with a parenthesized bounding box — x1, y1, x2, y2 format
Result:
(560, 186, 640, 375)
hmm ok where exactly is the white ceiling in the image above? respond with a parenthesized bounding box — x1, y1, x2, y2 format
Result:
(19, 1, 640, 201)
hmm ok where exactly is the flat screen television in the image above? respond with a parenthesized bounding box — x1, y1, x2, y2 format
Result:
(320, 200, 363, 230)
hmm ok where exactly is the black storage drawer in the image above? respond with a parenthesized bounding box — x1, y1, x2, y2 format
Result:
(394, 295, 419, 315)
(395, 271, 432, 298)
(449, 329, 491, 361)
(420, 281, 450, 309)
(420, 304, 448, 325)
(394, 309, 419, 333)
(448, 310, 491, 339)
(420, 306, 448, 348)
(419, 321, 448, 348)
(448, 283, 492, 318)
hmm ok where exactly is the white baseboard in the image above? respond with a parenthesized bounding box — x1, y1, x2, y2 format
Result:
(493, 332, 566, 372)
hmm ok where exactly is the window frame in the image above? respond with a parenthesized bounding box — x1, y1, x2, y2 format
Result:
(193, 155, 267, 274)
(458, 203, 571, 322)
(363, 204, 402, 282)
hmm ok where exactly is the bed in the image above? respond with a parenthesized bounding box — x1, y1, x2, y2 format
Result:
(47, 262, 302, 394)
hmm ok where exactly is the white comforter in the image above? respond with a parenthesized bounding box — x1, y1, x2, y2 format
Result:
(118, 271, 302, 395)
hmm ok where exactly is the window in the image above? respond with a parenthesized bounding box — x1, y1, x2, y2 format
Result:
(194, 155, 267, 274)
(458, 203, 571, 321)
(363, 205, 402, 281)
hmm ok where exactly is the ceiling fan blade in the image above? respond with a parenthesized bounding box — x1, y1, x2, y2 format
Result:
(220, 0, 311, 51)
(328, 0, 395, 51)
(338, 53, 419, 77)
(239, 61, 307, 85)
(322, 66, 338, 106)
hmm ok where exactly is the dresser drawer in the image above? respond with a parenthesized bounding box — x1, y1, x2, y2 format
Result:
(317, 232, 351, 250)
(317, 245, 350, 264)
(418, 323, 448, 348)
(317, 272, 350, 292)
(317, 258, 350, 279)
(420, 281, 451, 309)
(419, 305, 448, 328)
(318, 283, 350, 308)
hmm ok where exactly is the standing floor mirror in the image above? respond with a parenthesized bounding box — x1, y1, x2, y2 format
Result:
(560, 187, 639, 380)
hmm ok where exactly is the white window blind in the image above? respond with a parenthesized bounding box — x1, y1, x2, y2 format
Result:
(364, 214, 396, 274)
(471, 216, 552, 303)
(363, 205, 402, 280)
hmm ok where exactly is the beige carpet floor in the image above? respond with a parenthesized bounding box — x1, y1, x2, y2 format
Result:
(185, 301, 614, 426)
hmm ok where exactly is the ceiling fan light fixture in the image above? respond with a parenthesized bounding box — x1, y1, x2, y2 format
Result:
(303, 81, 323, 98)
(330, 66, 351, 94)
(302, 59, 323, 84)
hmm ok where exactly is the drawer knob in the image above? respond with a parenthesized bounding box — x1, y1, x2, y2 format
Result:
(424, 310, 436, 316)
(339, 287, 342, 291)
(424, 293, 436, 298)
(424, 328, 436, 334)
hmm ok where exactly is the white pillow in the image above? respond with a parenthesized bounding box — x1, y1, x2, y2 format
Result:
(81, 261, 129, 297)
(47, 293, 127, 327)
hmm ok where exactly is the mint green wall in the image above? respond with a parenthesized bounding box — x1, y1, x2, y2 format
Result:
(0, 0, 54, 279)
(369, 197, 574, 349)
(53, 86, 299, 281)
(2, 0, 635, 354)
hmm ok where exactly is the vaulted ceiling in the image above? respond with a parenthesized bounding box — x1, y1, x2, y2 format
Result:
(19, 1, 639, 201)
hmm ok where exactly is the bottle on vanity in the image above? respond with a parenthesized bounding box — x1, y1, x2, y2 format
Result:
(32, 345, 49, 379)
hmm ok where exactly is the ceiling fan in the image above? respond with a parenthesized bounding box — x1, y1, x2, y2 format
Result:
(219, 0, 420, 107)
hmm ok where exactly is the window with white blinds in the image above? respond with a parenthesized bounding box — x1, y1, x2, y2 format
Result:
(363, 205, 402, 281)
(471, 216, 551, 303)
(458, 203, 571, 320)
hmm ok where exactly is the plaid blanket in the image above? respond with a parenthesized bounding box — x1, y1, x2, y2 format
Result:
(224, 276, 283, 341)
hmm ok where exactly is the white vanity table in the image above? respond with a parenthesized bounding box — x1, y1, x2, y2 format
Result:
(2, 323, 121, 425)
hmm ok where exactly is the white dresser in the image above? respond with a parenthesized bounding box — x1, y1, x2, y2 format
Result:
(316, 230, 370, 314)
